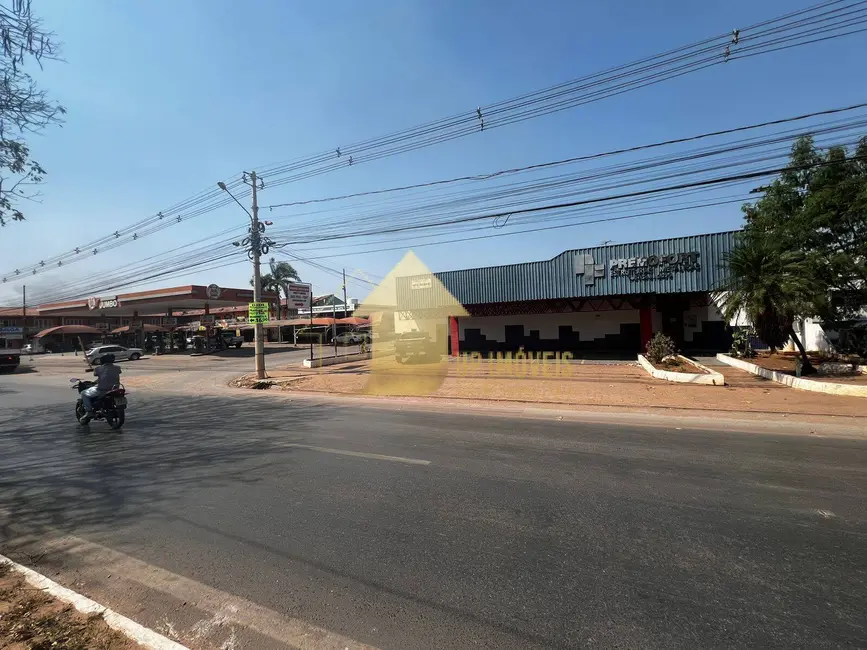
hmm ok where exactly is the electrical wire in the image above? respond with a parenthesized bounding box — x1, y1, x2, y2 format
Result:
(4, 0, 865, 284)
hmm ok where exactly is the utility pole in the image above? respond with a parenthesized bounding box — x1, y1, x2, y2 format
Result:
(217, 172, 272, 380)
(22, 284, 26, 345)
(342, 269, 348, 318)
(250, 171, 265, 379)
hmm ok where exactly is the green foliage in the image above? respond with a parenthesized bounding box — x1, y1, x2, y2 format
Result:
(250, 258, 301, 317)
(730, 327, 756, 358)
(742, 135, 867, 325)
(715, 235, 818, 351)
(645, 332, 676, 364)
(0, 0, 66, 226)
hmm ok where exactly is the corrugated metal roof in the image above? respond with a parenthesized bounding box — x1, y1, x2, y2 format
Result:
(398, 230, 739, 308)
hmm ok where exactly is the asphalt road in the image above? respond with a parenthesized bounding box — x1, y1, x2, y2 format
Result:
(1, 363, 866, 649)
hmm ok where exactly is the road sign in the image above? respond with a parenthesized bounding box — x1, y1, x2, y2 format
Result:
(202, 315, 216, 324)
(248, 312, 269, 324)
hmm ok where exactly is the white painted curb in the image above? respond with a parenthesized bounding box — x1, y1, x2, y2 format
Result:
(303, 351, 372, 368)
(638, 354, 725, 386)
(717, 354, 867, 398)
(0, 554, 188, 650)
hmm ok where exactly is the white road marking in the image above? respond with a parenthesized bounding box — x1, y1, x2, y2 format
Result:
(283, 443, 431, 465)
(32, 535, 378, 650)
(0, 552, 189, 650)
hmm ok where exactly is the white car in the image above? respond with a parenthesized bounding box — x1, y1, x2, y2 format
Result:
(333, 331, 370, 345)
(85, 344, 144, 364)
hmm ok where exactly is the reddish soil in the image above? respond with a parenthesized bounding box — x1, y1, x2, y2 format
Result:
(651, 357, 710, 374)
(0, 563, 142, 649)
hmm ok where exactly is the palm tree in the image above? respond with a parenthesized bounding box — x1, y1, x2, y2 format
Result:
(715, 235, 820, 375)
(251, 258, 301, 319)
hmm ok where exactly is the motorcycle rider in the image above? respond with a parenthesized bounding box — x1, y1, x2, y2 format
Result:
(79, 354, 122, 424)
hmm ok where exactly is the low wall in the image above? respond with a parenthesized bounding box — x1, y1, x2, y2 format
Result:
(303, 351, 372, 368)
(637, 354, 724, 386)
(717, 354, 867, 398)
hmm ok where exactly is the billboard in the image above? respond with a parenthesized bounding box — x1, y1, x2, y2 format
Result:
(287, 283, 312, 310)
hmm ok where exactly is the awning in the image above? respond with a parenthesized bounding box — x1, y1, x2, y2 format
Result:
(336, 317, 370, 326)
(34, 325, 103, 338)
(110, 324, 170, 334)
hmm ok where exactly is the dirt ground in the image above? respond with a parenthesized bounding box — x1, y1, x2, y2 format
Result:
(653, 357, 710, 374)
(0, 562, 141, 650)
(235, 357, 867, 420)
(750, 352, 867, 385)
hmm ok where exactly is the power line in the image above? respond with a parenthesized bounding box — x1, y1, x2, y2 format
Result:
(5, 0, 864, 284)
(262, 101, 867, 212)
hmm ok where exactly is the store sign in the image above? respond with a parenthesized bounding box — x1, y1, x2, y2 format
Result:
(411, 277, 433, 290)
(0, 326, 23, 339)
(248, 302, 269, 324)
(87, 296, 118, 310)
(574, 254, 605, 286)
(286, 282, 312, 309)
(206, 284, 222, 300)
(609, 252, 701, 281)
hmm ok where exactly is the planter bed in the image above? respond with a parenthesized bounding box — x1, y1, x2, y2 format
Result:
(637, 354, 725, 386)
(717, 354, 867, 397)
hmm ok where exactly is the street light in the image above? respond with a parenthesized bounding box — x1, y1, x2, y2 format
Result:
(218, 173, 267, 379)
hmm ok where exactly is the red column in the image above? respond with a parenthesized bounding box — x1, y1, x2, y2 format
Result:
(449, 316, 460, 357)
(640, 306, 653, 351)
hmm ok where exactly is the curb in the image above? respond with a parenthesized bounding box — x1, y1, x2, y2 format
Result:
(637, 354, 725, 386)
(303, 351, 372, 368)
(717, 354, 867, 398)
(0, 553, 188, 650)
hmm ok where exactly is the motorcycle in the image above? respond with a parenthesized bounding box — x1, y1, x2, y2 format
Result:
(70, 378, 128, 429)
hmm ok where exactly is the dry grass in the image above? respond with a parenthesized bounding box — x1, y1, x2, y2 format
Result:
(0, 562, 142, 650)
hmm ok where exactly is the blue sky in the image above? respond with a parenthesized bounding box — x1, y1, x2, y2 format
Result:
(0, 0, 865, 305)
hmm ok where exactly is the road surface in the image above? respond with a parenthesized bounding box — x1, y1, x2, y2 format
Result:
(1, 353, 865, 648)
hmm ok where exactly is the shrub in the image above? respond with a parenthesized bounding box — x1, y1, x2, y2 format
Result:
(730, 327, 756, 358)
(645, 332, 676, 364)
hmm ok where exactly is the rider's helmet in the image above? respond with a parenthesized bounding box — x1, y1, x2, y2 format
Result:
(102, 354, 116, 364)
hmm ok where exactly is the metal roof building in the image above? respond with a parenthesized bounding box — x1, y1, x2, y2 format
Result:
(396, 230, 740, 356)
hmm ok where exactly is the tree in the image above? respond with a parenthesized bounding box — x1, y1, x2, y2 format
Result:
(742, 135, 867, 325)
(0, 0, 65, 226)
(716, 234, 821, 374)
(250, 258, 301, 319)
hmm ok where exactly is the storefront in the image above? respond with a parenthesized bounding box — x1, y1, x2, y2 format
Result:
(396, 230, 739, 356)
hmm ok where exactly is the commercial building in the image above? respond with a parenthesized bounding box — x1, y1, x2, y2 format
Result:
(0, 284, 279, 349)
(397, 230, 740, 356)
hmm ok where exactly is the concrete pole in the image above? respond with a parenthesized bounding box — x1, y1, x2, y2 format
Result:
(250, 171, 266, 379)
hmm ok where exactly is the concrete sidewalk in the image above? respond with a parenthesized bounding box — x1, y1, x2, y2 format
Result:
(243, 358, 867, 423)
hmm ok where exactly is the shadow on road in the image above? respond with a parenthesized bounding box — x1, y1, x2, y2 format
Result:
(0, 395, 319, 540)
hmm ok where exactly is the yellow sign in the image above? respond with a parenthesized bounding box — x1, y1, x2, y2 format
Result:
(248, 302, 269, 324)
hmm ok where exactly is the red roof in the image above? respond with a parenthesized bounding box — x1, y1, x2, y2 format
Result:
(34, 325, 103, 337)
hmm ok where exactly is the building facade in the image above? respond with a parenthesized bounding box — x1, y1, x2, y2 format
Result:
(397, 230, 739, 356)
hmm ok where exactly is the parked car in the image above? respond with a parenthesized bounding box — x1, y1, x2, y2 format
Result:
(85, 345, 144, 364)
(219, 331, 244, 348)
(333, 331, 370, 345)
(394, 331, 439, 363)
